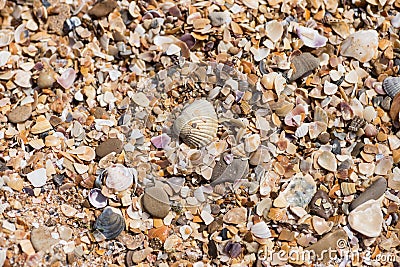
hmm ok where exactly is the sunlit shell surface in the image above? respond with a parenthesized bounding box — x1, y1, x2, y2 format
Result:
(289, 53, 320, 81)
(105, 164, 136, 192)
(348, 199, 383, 237)
(173, 99, 218, 147)
(340, 30, 378, 63)
(383, 77, 400, 98)
(93, 207, 125, 240)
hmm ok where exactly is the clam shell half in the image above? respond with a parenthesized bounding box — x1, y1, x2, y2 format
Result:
(383, 76, 400, 98)
(173, 99, 218, 147)
(93, 207, 125, 240)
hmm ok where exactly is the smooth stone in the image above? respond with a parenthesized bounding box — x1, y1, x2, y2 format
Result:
(210, 158, 249, 186)
(305, 229, 348, 262)
(37, 70, 55, 89)
(349, 177, 387, 211)
(88, 0, 118, 18)
(7, 105, 32, 123)
(309, 190, 334, 219)
(95, 138, 123, 157)
(142, 187, 170, 218)
(92, 107, 109, 119)
(31, 226, 58, 252)
(348, 199, 383, 237)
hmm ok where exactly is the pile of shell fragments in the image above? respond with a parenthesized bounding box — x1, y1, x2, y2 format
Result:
(1, 0, 400, 266)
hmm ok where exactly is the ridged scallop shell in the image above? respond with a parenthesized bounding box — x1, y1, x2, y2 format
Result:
(173, 99, 218, 147)
(93, 207, 125, 240)
(289, 53, 320, 82)
(383, 77, 400, 98)
(341, 182, 356, 196)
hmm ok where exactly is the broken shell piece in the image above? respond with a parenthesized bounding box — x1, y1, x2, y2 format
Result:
(69, 146, 96, 161)
(317, 151, 337, 172)
(223, 207, 247, 224)
(173, 99, 218, 147)
(31, 116, 52, 134)
(57, 68, 76, 89)
(244, 134, 261, 152)
(89, 188, 108, 209)
(265, 20, 283, 42)
(27, 168, 47, 187)
(312, 216, 333, 235)
(251, 221, 271, 238)
(0, 51, 10, 67)
(93, 207, 125, 240)
(14, 24, 29, 44)
(104, 164, 136, 192)
(341, 182, 356, 196)
(382, 77, 400, 98)
(0, 30, 13, 47)
(289, 53, 320, 82)
(323, 81, 338, 95)
(151, 133, 171, 149)
(276, 174, 316, 208)
(348, 199, 383, 237)
(340, 30, 378, 63)
(179, 225, 192, 240)
(296, 26, 328, 48)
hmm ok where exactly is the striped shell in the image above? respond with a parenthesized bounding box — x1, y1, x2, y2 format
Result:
(341, 182, 356, 196)
(289, 53, 320, 82)
(173, 99, 218, 147)
(383, 77, 400, 98)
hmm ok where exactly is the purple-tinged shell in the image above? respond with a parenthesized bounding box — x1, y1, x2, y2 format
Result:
(89, 188, 108, 209)
(151, 133, 171, 149)
(296, 26, 327, 48)
(57, 68, 76, 89)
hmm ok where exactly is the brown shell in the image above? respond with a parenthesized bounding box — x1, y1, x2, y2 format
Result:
(289, 53, 320, 82)
(390, 93, 400, 121)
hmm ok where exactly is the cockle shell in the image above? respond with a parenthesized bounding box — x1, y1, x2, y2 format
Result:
(348, 199, 383, 237)
(105, 164, 136, 192)
(88, 188, 108, 208)
(93, 207, 125, 240)
(383, 77, 400, 98)
(289, 53, 320, 82)
(173, 99, 218, 147)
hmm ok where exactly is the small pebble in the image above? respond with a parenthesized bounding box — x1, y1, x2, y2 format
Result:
(349, 177, 387, 211)
(7, 105, 32, 123)
(95, 138, 123, 157)
(30, 226, 57, 252)
(142, 187, 170, 218)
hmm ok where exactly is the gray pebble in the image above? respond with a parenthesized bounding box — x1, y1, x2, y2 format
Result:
(349, 177, 387, 211)
(142, 187, 170, 218)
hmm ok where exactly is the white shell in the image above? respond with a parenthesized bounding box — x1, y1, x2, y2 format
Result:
(173, 99, 218, 147)
(251, 221, 272, 238)
(105, 164, 137, 192)
(348, 199, 383, 237)
(340, 30, 378, 63)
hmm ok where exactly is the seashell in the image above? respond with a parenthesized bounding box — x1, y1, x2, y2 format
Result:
(126, 248, 153, 265)
(284, 105, 306, 127)
(317, 151, 337, 172)
(323, 80, 338, 95)
(244, 134, 261, 152)
(267, 208, 288, 222)
(312, 216, 333, 235)
(179, 225, 192, 240)
(251, 221, 272, 238)
(265, 20, 283, 43)
(31, 115, 52, 134)
(295, 123, 309, 138)
(105, 164, 136, 192)
(309, 122, 327, 139)
(45, 135, 61, 147)
(14, 24, 29, 44)
(151, 133, 171, 149)
(28, 139, 45, 150)
(341, 182, 356, 196)
(314, 106, 328, 124)
(88, 188, 108, 209)
(14, 70, 32, 88)
(173, 99, 218, 147)
(348, 116, 365, 132)
(0, 51, 10, 67)
(0, 30, 13, 47)
(69, 146, 96, 161)
(180, 34, 196, 49)
(374, 156, 393, 175)
(388, 168, 400, 190)
(340, 30, 378, 63)
(223, 207, 247, 224)
(250, 47, 270, 62)
(57, 68, 76, 89)
(149, 225, 170, 243)
(389, 92, 400, 121)
(289, 53, 320, 82)
(382, 77, 400, 99)
(296, 26, 328, 48)
(348, 199, 383, 237)
(363, 106, 377, 123)
(93, 207, 125, 240)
